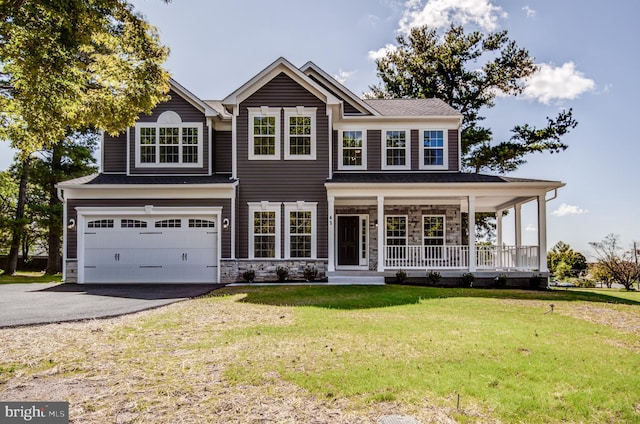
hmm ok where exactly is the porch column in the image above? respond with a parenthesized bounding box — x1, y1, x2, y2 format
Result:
(514, 203, 522, 247)
(537, 194, 548, 272)
(328, 196, 335, 272)
(468, 196, 476, 272)
(377, 195, 384, 272)
(496, 209, 503, 269)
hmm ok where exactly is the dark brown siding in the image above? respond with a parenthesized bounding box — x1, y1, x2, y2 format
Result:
(367, 130, 381, 171)
(411, 129, 419, 171)
(236, 73, 328, 259)
(448, 129, 459, 171)
(129, 89, 209, 175)
(214, 130, 232, 174)
(102, 132, 127, 173)
(332, 130, 338, 172)
(66, 198, 232, 258)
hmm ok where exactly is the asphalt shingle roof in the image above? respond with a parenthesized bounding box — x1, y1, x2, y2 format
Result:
(60, 173, 235, 186)
(327, 172, 557, 184)
(363, 98, 461, 116)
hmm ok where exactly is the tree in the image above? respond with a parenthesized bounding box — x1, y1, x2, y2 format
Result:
(369, 25, 578, 174)
(0, 170, 18, 255)
(589, 234, 640, 291)
(0, 0, 170, 154)
(547, 241, 587, 279)
(588, 262, 614, 288)
(3, 156, 29, 274)
(30, 131, 99, 274)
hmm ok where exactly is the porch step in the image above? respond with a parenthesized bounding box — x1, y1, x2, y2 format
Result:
(327, 272, 385, 285)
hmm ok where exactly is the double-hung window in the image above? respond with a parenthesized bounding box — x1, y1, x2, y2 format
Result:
(385, 215, 407, 259)
(423, 215, 445, 263)
(420, 130, 447, 170)
(248, 202, 281, 259)
(284, 107, 316, 160)
(383, 130, 410, 170)
(136, 122, 203, 167)
(284, 202, 317, 259)
(338, 130, 366, 170)
(248, 107, 281, 160)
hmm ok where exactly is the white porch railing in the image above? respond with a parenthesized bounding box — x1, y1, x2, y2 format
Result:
(384, 245, 539, 270)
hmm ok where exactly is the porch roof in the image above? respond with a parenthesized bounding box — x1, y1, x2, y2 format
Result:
(325, 172, 564, 213)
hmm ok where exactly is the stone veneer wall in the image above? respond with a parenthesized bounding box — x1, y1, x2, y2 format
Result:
(220, 259, 327, 283)
(64, 260, 78, 283)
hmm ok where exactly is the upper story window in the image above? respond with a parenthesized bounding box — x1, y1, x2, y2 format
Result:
(420, 130, 447, 170)
(338, 130, 366, 170)
(383, 130, 410, 170)
(135, 111, 203, 168)
(284, 107, 316, 160)
(248, 107, 281, 160)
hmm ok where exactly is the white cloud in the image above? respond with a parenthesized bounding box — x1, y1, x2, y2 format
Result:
(367, 44, 398, 61)
(399, 0, 507, 33)
(333, 69, 356, 85)
(552, 203, 589, 217)
(523, 62, 595, 104)
(525, 224, 537, 232)
(522, 6, 536, 17)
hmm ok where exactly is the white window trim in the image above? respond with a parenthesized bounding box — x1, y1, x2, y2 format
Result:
(419, 129, 448, 170)
(248, 107, 281, 161)
(284, 201, 317, 259)
(422, 215, 446, 246)
(338, 129, 367, 170)
(284, 107, 316, 160)
(248, 201, 281, 259)
(382, 129, 411, 170)
(134, 122, 204, 168)
(385, 215, 408, 245)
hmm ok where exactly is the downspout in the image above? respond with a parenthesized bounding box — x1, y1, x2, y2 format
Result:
(56, 186, 67, 283)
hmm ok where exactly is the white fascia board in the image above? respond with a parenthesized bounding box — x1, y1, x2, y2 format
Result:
(334, 115, 462, 129)
(76, 206, 224, 216)
(169, 78, 219, 118)
(62, 183, 237, 200)
(221, 57, 341, 107)
(299, 61, 379, 116)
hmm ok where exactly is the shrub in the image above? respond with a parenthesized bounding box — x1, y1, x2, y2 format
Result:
(276, 266, 289, 282)
(426, 270, 441, 285)
(242, 269, 255, 283)
(395, 269, 407, 284)
(495, 273, 508, 288)
(575, 278, 596, 288)
(303, 266, 318, 282)
(462, 272, 475, 288)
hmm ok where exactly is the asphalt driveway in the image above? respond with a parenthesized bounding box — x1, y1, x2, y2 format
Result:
(0, 283, 224, 328)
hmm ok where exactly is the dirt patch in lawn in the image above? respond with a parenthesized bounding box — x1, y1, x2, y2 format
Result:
(0, 295, 460, 423)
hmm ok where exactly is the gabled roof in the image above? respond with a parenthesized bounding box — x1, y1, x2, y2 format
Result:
(222, 57, 341, 107)
(169, 78, 219, 118)
(363, 98, 460, 117)
(299, 61, 379, 116)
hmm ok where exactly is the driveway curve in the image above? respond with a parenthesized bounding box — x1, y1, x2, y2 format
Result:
(0, 283, 223, 328)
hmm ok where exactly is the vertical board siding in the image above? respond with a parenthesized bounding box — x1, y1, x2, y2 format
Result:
(448, 129, 459, 171)
(66, 198, 232, 259)
(367, 130, 381, 172)
(102, 132, 127, 173)
(237, 73, 329, 259)
(129, 89, 209, 175)
(214, 130, 232, 174)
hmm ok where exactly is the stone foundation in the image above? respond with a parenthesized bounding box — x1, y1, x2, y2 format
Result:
(220, 259, 327, 284)
(64, 259, 78, 283)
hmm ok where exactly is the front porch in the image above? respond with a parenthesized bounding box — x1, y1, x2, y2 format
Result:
(325, 173, 565, 277)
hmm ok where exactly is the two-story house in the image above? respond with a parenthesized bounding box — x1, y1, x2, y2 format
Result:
(57, 57, 563, 285)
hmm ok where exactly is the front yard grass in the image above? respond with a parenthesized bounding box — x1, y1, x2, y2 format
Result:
(0, 285, 638, 423)
(0, 271, 61, 284)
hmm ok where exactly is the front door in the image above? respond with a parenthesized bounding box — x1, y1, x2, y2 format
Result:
(337, 216, 359, 266)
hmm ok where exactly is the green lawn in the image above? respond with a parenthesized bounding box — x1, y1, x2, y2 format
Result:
(0, 271, 61, 284)
(216, 285, 640, 423)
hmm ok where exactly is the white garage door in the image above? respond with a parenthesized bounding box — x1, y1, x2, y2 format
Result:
(83, 216, 218, 283)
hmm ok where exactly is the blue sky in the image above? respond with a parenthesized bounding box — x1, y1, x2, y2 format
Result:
(2, 0, 638, 256)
